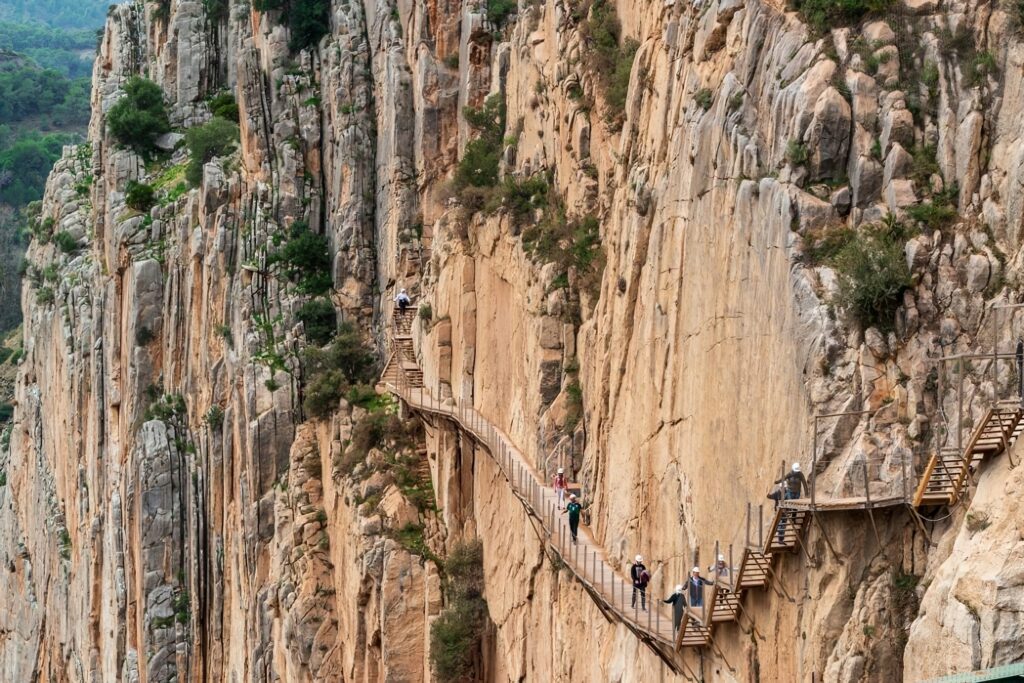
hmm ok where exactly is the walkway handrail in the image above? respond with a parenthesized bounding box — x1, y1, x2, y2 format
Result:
(385, 377, 682, 663)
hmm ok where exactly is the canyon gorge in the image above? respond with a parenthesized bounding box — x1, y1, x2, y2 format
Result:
(1, 0, 1023, 681)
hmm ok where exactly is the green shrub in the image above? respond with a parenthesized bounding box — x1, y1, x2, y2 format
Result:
(107, 77, 171, 157)
(786, 139, 809, 166)
(431, 539, 487, 680)
(296, 297, 337, 346)
(790, 0, 893, 34)
(204, 0, 230, 21)
(125, 180, 156, 212)
(906, 201, 957, 229)
(302, 323, 376, 418)
(694, 88, 713, 110)
(832, 219, 911, 329)
(487, 0, 517, 27)
(204, 405, 225, 429)
(53, 230, 80, 254)
(418, 303, 433, 322)
(0, 403, 13, 423)
(579, 0, 638, 126)
(208, 91, 239, 122)
(963, 51, 997, 87)
(269, 220, 333, 295)
(453, 95, 506, 193)
(254, 0, 330, 51)
(184, 117, 240, 186)
(491, 174, 548, 226)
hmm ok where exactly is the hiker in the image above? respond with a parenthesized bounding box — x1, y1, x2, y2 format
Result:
(630, 555, 650, 611)
(564, 493, 582, 544)
(687, 567, 713, 610)
(663, 584, 686, 633)
(394, 288, 411, 312)
(774, 462, 808, 544)
(709, 554, 730, 580)
(553, 467, 568, 510)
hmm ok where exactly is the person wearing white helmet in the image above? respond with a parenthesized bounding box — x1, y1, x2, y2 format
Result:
(563, 493, 582, 544)
(630, 555, 650, 610)
(662, 583, 686, 633)
(708, 553, 730, 580)
(552, 467, 568, 510)
(686, 566, 713, 610)
(773, 462, 808, 545)
(394, 287, 411, 312)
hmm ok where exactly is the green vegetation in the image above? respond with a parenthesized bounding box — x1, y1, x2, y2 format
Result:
(184, 117, 240, 186)
(906, 201, 956, 229)
(252, 0, 331, 52)
(486, 0, 517, 27)
(694, 87, 713, 110)
(208, 91, 239, 122)
(807, 217, 912, 329)
(789, 0, 893, 35)
(521, 191, 604, 299)
(786, 139, 809, 166)
(301, 322, 376, 418)
(296, 297, 336, 346)
(204, 405, 224, 429)
(268, 220, 333, 295)
(52, 230, 79, 254)
(125, 180, 156, 212)
(418, 303, 433, 322)
(107, 77, 171, 157)
(0, 22, 98, 78)
(431, 540, 487, 681)
(0, 0, 113, 30)
(452, 94, 506, 200)
(578, 0, 638, 126)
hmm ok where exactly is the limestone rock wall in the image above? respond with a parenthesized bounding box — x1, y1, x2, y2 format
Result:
(2, 0, 1024, 681)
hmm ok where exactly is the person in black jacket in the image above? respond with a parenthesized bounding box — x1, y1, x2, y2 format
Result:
(630, 555, 649, 610)
(774, 462, 808, 544)
(663, 584, 685, 632)
(687, 567, 713, 610)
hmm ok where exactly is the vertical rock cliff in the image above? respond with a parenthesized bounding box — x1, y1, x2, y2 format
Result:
(1, 0, 1024, 681)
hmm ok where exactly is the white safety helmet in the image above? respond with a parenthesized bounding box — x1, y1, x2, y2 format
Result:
(635, 555, 643, 563)
(717, 554, 725, 562)
(691, 566, 700, 573)
(400, 288, 407, 294)
(675, 584, 684, 593)
(557, 467, 564, 474)
(569, 494, 576, 500)
(792, 462, 801, 472)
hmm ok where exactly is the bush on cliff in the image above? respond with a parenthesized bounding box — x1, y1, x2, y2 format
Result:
(453, 94, 506, 194)
(579, 0, 638, 127)
(301, 322, 376, 418)
(184, 117, 240, 187)
(296, 297, 337, 346)
(829, 217, 911, 330)
(431, 540, 487, 681)
(252, 0, 330, 52)
(268, 220, 333, 295)
(107, 77, 171, 158)
(790, 0, 892, 34)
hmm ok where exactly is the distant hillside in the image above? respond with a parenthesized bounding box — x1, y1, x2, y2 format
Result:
(0, 0, 113, 31)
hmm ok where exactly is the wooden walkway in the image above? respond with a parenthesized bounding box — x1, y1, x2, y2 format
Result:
(388, 380, 681, 651)
(381, 305, 1022, 664)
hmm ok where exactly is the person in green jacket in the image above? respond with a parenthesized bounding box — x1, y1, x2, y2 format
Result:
(565, 494, 582, 544)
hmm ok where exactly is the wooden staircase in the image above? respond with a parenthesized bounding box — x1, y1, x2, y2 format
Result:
(388, 306, 423, 388)
(673, 510, 807, 651)
(913, 402, 1023, 507)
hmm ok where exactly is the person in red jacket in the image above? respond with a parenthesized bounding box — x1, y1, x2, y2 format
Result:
(552, 467, 568, 510)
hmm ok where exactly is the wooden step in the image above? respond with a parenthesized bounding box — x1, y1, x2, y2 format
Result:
(675, 613, 712, 650)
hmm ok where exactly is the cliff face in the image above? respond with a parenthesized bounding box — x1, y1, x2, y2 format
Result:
(1, 0, 1024, 681)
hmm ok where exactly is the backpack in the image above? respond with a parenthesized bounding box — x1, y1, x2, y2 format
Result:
(554, 474, 566, 488)
(639, 570, 650, 587)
